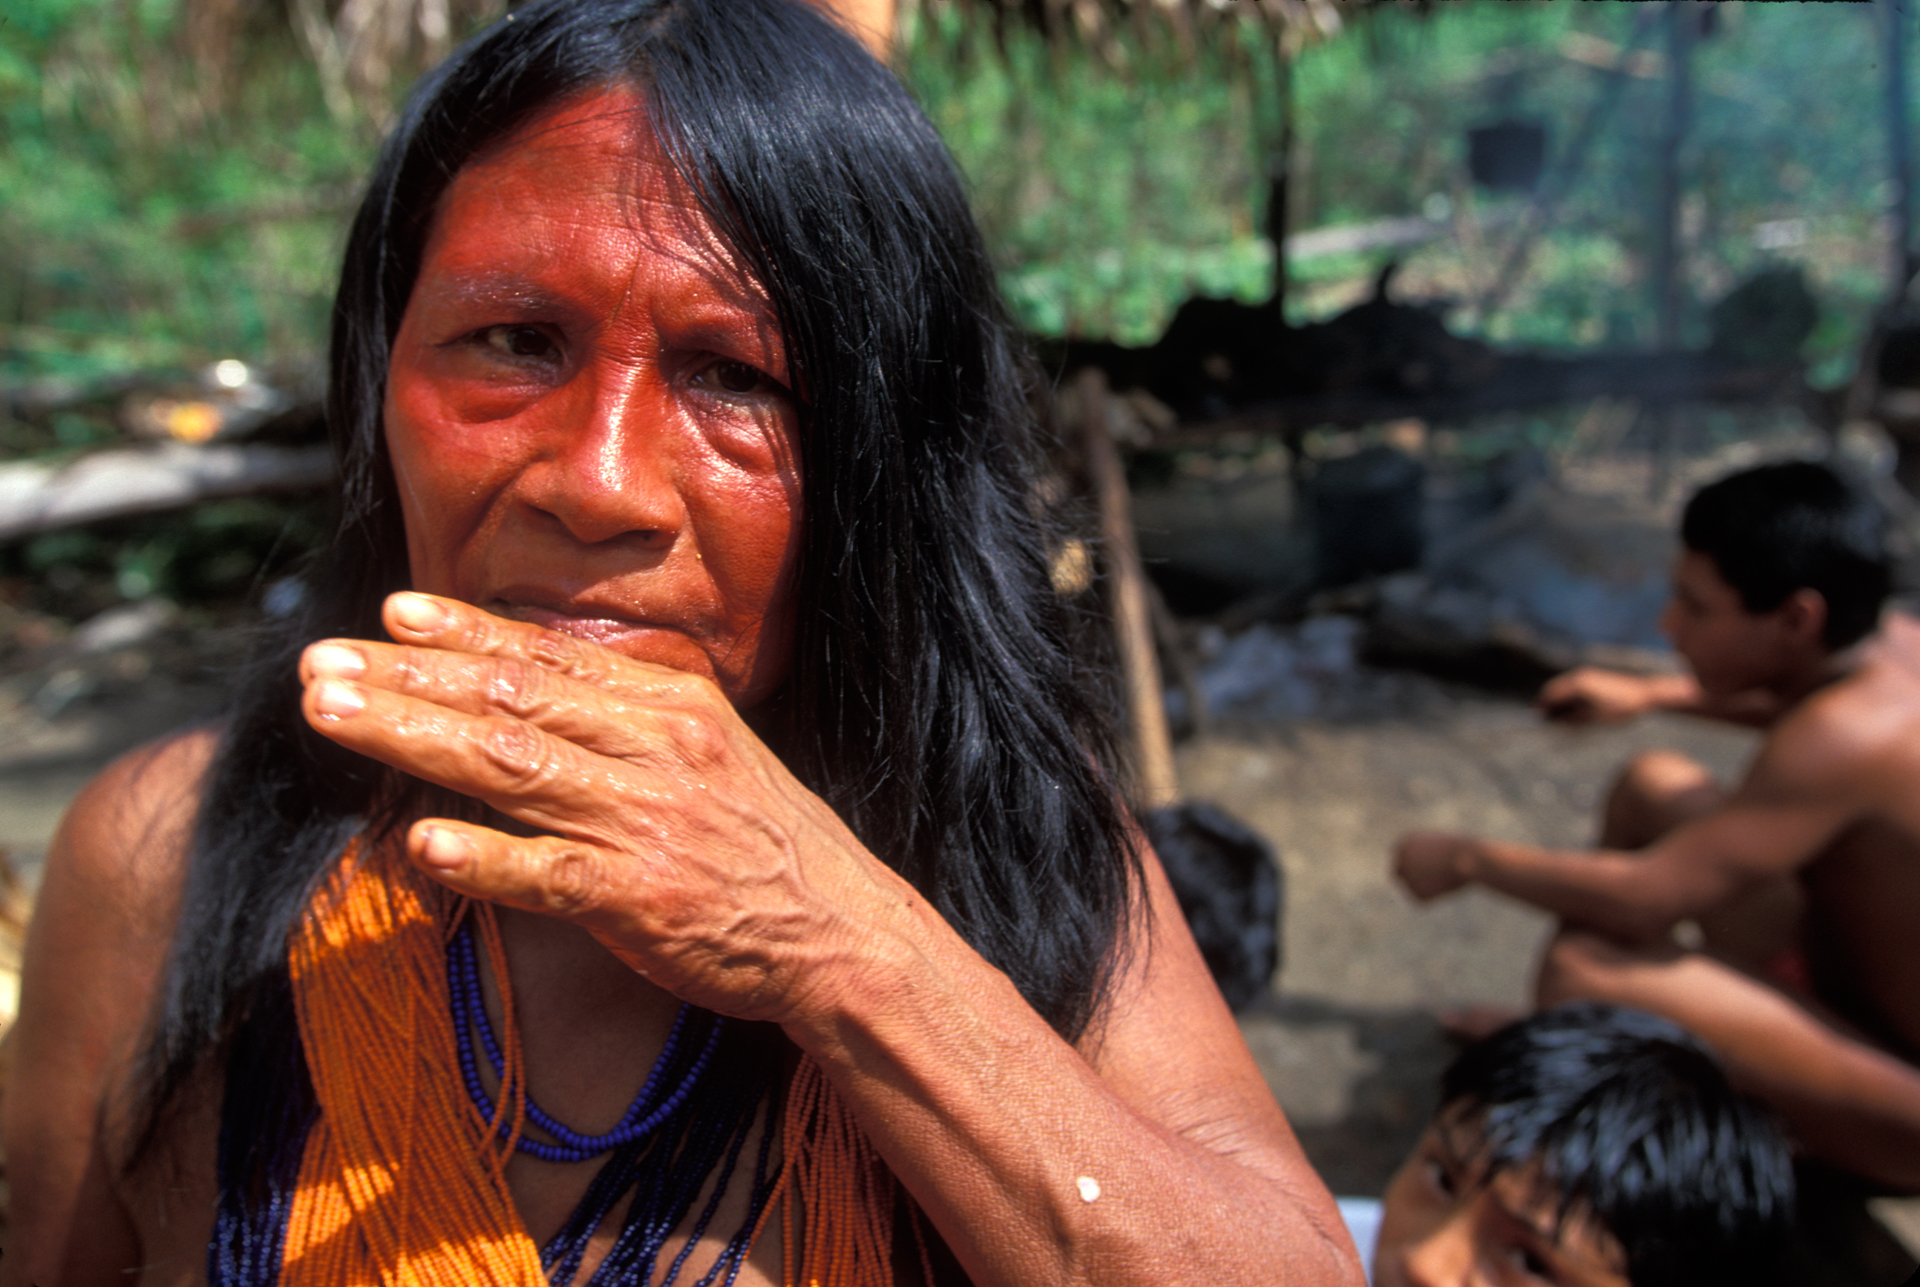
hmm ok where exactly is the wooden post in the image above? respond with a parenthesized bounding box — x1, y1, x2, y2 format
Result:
(1079, 368, 1180, 810)
(1263, 47, 1295, 324)
(1648, 2, 1697, 503)
(1650, 0, 1695, 351)
(1888, 0, 1913, 300)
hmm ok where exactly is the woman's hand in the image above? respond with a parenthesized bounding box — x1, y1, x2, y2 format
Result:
(299, 590, 1366, 1287)
(299, 590, 917, 1026)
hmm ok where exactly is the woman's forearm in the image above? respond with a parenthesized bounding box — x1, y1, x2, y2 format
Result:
(780, 899, 1363, 1287)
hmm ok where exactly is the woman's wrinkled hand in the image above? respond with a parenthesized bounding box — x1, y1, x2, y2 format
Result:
(298, 591, 920, 1026)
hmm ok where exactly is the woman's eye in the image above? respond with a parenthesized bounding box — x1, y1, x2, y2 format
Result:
(699, 359, 776, 396)
(479, 325, 557, 360)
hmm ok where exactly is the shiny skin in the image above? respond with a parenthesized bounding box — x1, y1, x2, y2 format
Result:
(383, 87, 802, 707)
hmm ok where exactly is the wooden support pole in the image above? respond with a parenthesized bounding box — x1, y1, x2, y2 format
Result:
(1888, 0, 1914, 299)
(1650, 0, 1695, 351)
(1079, 368, 1180, 811)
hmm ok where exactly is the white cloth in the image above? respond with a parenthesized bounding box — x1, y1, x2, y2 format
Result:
(1337, 1196, 1382, 1284)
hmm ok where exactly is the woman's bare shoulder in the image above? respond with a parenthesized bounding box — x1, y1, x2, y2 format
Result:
(2, 724, 223, 1282)
(52, 722, 222, 888)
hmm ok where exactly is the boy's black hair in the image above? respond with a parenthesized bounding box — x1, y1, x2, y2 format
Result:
(1442, 1002, 1796, 1287)
(1680, 459, 1891, 650)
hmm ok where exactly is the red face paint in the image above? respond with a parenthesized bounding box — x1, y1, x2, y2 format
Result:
(384, 87, 803, 706)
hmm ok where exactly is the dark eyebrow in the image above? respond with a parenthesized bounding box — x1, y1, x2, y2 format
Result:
(410, 271, 567, 314)
(415, 268, 776, 332)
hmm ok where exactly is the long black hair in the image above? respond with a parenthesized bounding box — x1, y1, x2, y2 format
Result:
(144, 0, 1135, 1136)
(1442, 1002, 1797, 1287)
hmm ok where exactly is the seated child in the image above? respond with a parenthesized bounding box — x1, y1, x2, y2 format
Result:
(1346, 1002, 1796, 1287)
(1394, 459, 1920, 1191)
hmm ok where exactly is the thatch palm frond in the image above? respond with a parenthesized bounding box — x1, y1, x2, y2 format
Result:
(905, 0, 1355, 62)
(180, 0, 505, 122)
(181, 0, 1359, 119)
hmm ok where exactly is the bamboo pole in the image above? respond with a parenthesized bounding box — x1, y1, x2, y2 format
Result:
(1079, 367, 1180, 810)
(1887, 0, 1913, 299)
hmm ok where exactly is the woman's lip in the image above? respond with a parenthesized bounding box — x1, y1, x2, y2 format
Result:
(495, 602, 685, 645)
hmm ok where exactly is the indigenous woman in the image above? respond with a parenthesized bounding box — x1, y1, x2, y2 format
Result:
(5, 2, 1359, 1283)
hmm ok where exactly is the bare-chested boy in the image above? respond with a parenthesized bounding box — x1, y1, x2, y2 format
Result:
(1394, 459, 1920, 1192)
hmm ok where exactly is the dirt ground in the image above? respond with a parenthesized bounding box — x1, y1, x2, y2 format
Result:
(1, 608, 1916, 1273)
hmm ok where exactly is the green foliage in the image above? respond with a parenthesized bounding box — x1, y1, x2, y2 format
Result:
(3, 494, 331, 618)
(1285, 1, 1885, 368)
(0, 0, 408, 394)
(905, 0, 1889, 380)
(2, 4, 1902, 426)
(903, 7, 1277, 343)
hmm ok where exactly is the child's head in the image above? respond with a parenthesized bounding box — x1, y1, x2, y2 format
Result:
(1373, 1002, 1796, 1287)
(1678, 459, 1890, 653)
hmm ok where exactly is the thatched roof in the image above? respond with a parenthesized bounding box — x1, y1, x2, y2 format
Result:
(903, 0, 1356, 59)
(177, 0, 1361, 122)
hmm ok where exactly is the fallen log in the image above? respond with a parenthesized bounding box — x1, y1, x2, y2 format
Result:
(0, 441, 335, 544)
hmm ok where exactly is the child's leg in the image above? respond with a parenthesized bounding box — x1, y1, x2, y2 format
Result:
(1597, 748, 1722, 849)
(1538, 928, 1920, 1192)
(1598, 749, 1806, 976)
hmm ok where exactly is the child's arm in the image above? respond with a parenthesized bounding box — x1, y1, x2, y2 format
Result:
(1397, 695, 1867, 938)
(1536, 666, 1782, 728)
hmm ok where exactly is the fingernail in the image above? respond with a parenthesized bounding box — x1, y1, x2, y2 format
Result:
(389, 592, 448, 634)
(419, 824, 472, 870)
(312, 679, 365, 719)
(306, 642, 365, 679)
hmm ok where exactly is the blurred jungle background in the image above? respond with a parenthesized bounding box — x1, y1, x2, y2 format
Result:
(4, 0, 1920, 1266)
(0, 0, 1904, 619)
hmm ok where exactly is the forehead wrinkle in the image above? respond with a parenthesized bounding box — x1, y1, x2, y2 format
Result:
(413, 270, 562, 313)
(430, 86, 784, 372)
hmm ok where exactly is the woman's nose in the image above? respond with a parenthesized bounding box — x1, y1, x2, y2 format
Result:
(522, 370, 685, 546)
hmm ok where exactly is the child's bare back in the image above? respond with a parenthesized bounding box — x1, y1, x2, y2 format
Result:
(1791, 614, 1920, 1056)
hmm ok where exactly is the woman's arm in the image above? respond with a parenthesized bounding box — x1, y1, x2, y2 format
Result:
(3, 727, 216, 1285)
(779, 838, 1360, 1286)
(301, 592, 1362, 1286)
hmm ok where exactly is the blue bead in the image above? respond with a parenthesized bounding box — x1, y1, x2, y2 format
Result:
(446, 918, 721, 1163)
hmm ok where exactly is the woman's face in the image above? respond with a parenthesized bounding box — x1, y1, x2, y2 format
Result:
(384, 87, 802, 706)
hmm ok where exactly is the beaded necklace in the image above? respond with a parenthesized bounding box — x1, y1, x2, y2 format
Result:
(209, 839, 925, 1286)
(446, 919, 726, 1164)
(444, 916, 784, 1285)
(211, 918, 784, 1286)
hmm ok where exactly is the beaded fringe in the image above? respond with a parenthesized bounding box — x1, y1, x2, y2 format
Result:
(211, 834, 924, 1286)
